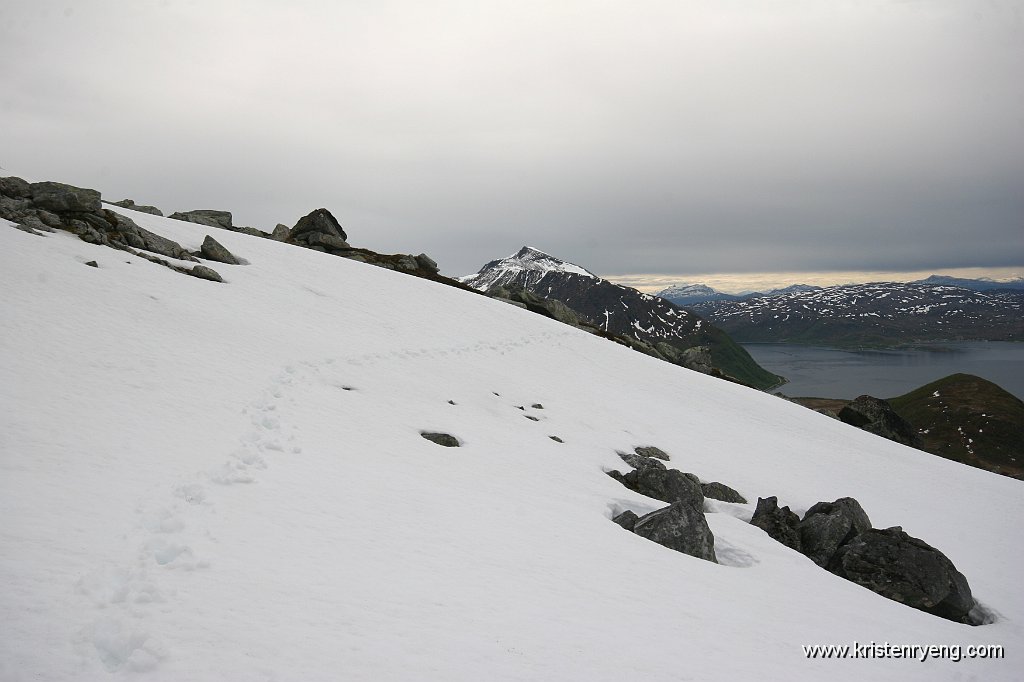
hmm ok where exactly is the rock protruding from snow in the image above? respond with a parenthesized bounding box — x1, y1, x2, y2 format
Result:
(750, 497, 802, 551)
(634, 446, 670, 461)
(111, 199, 163, 216)
(632, 502, 718, 563)
(832, 527, 976, 623)
(612, 510, 639, 531)
(189, 265, 224, 283)
(617, 451, 667, 472)
(168, 209, 233, 230)
(290, 208, 348, 243)
(420, 432, 460, 447)
(200, 235, 239, 265)
(700, 481, 747, 504)
(798, 497, 872, 567)
(838, 395, 922, 448)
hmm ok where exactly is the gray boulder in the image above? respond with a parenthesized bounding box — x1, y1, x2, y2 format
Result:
(0, 176, 31, 198)
(420, 431, 460, 447)
(798, 497, 872, 567)
(304, 232, 350, 250)
(200, 235, 239, 264)
(622, 468, 705, 510)
(750, 496, 802, 551)
(415, 253, 439, 273)
(30, 181, 101, 213)
(189, 265, 223, 282)
(617, 451, 667, 472)
(701, 481, 747, 504)
(168, 209, 233, 230)
(634, 446, 670, 461)
(632, 502, 718, 563)
(839, 395, 921, 448)
(832, 527, 975, 623)
(612, 510, 639, 531)
(111, 199, 163, 216)
(271, 224, 290, 241)
(291, 208, 347, 241)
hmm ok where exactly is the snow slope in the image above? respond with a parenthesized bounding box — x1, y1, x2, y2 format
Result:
(2, 211, 1022, 681)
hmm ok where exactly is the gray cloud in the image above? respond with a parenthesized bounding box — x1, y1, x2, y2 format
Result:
(3, 0, 1022, 278)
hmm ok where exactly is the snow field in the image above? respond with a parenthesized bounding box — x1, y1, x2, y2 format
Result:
(1, 211, 1022, 681)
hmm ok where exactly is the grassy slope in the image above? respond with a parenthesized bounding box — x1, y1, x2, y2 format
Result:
(888, 374, 1024, 479)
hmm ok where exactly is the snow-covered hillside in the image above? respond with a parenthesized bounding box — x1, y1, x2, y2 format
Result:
(2, 211, 1022, 681)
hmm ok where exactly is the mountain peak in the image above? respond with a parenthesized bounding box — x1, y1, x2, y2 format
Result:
(459, 246, 597, 290)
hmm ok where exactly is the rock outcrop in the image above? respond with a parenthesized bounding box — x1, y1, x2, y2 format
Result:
(839, 395, 922, 448)
(168, 209, 233, 230)
(0, 177, 227, 284)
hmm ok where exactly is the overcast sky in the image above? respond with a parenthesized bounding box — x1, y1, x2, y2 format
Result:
(3, 0, 1022, 284)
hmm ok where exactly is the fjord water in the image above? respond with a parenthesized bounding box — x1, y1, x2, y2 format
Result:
(742, 342, 1024, 400)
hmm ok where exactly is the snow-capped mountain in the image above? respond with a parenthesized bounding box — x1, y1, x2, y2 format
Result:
(690, 282, 1024, 346)
(657, 282, 823, 306)
(2, 190, 1023, 681)
(912, 275, 1024, 292)
(458, 245, 597, 290)
(461, 248, 781, 389)
(655, 282, 739, 306)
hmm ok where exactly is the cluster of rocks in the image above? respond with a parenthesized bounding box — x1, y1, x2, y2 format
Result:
(0, 177, 228, 283)
(486, 285, 717, 377)
(750, 495, 978, 624)
(2, 176, 452, 286)
(608, 447, 748, 564)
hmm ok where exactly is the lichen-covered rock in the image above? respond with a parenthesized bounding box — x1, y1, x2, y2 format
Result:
(189, 265, 224, 282)
(200, 235, 239, 265)
(832, 527, 975, 623)
(168, 209, 233, 230)
(415, 253, 439, 273)
(634, 446, 670, 461)
(617, 451, 667, 472)
(798, 497, 872, 567)
(750, 496, 802, 551)
(632, 502, 717, 563)
(112, 199, 163, 216)
(621, 468, 704, 510)
(304, 232, 350, 250)
(29, 181, 101, 213)
(0, 176, 31, 198)
(701, 481, 747, 504)
(290, 208, 347, 241)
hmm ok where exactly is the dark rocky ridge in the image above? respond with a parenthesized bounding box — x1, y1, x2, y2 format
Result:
(462, 247, 783, 390)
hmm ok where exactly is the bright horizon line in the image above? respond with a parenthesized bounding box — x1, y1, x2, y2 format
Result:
(604, 266, 1024, 295)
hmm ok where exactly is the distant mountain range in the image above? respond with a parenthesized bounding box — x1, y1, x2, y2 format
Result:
(461, 247, 783, 389)
(656, 275, 1024, 307)
(657, 283, 822, 306)
(686, 281, 1024, 346)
